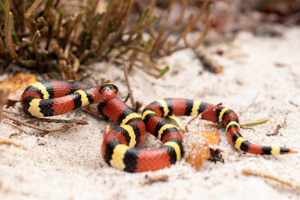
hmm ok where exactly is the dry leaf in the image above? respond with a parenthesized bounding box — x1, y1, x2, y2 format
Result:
(201, 130, 221, 145)
(185, 130, 221, 171)
(0, 72, 37, 105)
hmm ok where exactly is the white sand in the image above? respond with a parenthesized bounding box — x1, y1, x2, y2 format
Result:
(1, 27, 300, 200)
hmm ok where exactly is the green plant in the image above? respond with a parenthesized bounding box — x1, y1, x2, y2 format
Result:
(0, 0, 212, 79)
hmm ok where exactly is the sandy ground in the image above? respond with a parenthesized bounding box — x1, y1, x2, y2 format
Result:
(1, 27, 300, 200)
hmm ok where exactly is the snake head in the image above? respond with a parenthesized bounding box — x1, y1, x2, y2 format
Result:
(99, 83, 118, 101)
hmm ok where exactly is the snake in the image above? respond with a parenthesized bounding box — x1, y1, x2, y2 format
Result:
(21, 80, 296, 173)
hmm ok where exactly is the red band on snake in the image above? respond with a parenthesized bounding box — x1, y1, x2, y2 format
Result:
(22, 80, 297, 173)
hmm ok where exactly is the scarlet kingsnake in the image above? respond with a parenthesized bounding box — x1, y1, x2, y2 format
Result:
(21, 80, 296, 173)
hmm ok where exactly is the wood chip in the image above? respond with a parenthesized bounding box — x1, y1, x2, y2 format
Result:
(143, 175, 169, 185)
(105, 125, 110, 135)
(37, 138, 47, 146)
(274, 62, 286, 67)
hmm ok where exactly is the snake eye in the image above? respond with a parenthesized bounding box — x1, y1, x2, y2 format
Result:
(99, 83, 118, 100)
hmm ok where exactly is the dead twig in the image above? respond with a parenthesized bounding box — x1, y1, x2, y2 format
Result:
(24, 118, 88, 124)
(289, 101, 299, 108)
(0, 138, 25, 149)
(266, 124, 281, 136)
(80, 106, 108, 120)
(3, 113, 88, 133)
(0, 138, 20, 147)
(239, 92, 260, 117)
(123, 93, 131, 104)
(2, 120, 32, 136)
(123, 62, 136, 111)
(3, 109, 24, 116)
(266, 112, 289, 136)
(242, 169, 300, 190)
(225, 53, 249, 59)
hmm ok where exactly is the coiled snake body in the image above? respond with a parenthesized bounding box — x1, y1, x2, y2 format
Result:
(21, 80, 296, 173)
